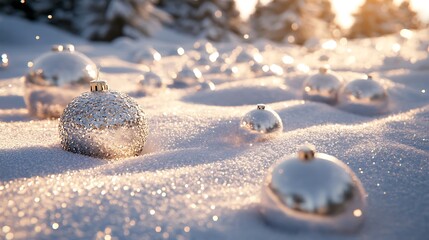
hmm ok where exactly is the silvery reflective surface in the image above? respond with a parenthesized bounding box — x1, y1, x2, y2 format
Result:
(59, 84, 148, 159)
(24, 46, 97, 118)
(303, 68, 342, 104)
(173, 66, 203, 87)
(139, 72, 165, 88)
(240, 104, 283, 134)
(260, 146, 366, 233)
(338, 77, 389, 115)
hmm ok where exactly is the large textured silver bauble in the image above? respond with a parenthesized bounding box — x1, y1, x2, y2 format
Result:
(24, 44, 97, 118)
(303, 67, 342, 104)
(240, 104, 283, 134)
(338, 76, 389, 115)
(59, 80, 148, 159)
(260, 145, 366, 233)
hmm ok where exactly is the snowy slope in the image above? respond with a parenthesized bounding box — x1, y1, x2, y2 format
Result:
(0, 16, 428, 240)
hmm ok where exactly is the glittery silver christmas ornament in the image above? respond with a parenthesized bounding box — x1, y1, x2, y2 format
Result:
(24, 44, 97, 118)
(303, 67, 343, 104)
(260, 145, 366, 233)
(59, 80, 149, 159)
(240, 104, 283, 137)
(173, 66, 203, 88)
(338, 76, 389, 115)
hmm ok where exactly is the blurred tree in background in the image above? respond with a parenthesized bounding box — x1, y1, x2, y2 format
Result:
(250, 0, 338, 44)
(0, 0, 426, 42)
(158, 0, 244, 41)
(0, 0, 76, 32)
(349, 0, 422, 38)
(75, 0, 171, 41)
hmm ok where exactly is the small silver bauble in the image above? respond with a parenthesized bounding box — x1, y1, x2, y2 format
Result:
(303, 67, 343, 104)
(24, 44, 97, 118)
(173, 66, 203, 88)
(260, 145, 366, 233)
(240, 104, 283, 135)
(59, 80, 149, 159)
(338, 76, 389, 115)
(139, 71, 165, 89)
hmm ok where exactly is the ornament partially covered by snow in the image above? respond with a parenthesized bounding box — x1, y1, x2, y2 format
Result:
(338, 75, 389, 115)
(59, 80, 148, 159)
(260, 145, 367, 233)
(240, 104, 283, 141)
(303, 66, 343, 105)
(24, 44, 97, 119)
(173, 65, 203, 88)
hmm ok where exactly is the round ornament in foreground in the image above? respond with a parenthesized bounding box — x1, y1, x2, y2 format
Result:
(24, 44, 97, 118)
(260, 145, 366, 233)
(338, 75, 389, 115)
(59, 80, 149, 159)
(240, 104, 283, 140)
(303, 66, 342, 104)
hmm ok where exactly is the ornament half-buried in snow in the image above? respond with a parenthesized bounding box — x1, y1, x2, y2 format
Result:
(24, 44, 97, 118)
(338, 75, 389, 115)
(260, 145, 366, 233)
(303, 66, 342, 104)
(240, 104, 283, 141)
(59, 80, 149, 159)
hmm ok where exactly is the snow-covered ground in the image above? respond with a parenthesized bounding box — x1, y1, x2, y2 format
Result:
(0, 16, 428, 240)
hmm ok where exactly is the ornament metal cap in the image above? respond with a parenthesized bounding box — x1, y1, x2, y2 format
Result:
(90, 80, 109, 92)
(298, 145, 316, 161)
(257, 104, 266, 110)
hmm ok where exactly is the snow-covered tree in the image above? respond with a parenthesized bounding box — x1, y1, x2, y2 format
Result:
(159, 0, 244, 41)
(349, 0, 422, 38)
(0, 0, 76, 31)
(75, 0, 171, 41)
(250, 0, 338, 45)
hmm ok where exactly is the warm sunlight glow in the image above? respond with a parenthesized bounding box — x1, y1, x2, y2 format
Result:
(236, 0, 429, 28)
(353, 209, 363, 217)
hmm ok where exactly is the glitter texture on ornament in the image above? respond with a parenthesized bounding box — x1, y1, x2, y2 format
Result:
(59, 80, 148, 159)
